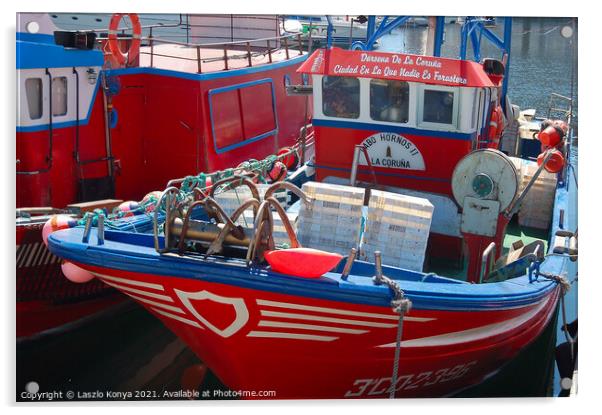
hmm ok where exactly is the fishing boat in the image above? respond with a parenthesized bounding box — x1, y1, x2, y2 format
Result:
(46, 16, 577, 398)
(16, 12, 313, 339)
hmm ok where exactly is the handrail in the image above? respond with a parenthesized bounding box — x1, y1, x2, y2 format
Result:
(96, 32, 304, 50)
(479, 242, 496, 283)
(98, 32, 306, 72)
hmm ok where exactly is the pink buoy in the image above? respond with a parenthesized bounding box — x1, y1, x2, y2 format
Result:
(42, 214, 77, 246)
(117, 200, 140, 217)
(61, 261, 95, 283)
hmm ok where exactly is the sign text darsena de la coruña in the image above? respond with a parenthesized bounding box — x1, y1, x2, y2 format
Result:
(332, 53, 468, 85)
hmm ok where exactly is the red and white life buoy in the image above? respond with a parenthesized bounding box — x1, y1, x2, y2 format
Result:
(108, 13, 142, 67)
(487, 105, 504, 147)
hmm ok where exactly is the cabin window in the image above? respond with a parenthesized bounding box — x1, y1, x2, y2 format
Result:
(322, 76, 360, 119)
(209, 80, 277, 153)
(52, 77, 68, 116)
(422, 89, 455, 124)
(25, 78, 43, 120)
(369, 79, 409, 123)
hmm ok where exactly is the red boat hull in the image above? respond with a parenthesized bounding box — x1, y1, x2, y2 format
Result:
(75, 263, 560, 399)
(16, 224, 125, 339)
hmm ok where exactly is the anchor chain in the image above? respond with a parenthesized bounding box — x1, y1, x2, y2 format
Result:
(373, 251, 412, 399)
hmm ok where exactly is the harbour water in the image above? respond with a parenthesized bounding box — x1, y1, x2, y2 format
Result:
(377, 17, 578, 126)
(17, 14, 578, 400)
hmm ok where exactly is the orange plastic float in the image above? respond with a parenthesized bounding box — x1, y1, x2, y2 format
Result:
(265, 248, 344, 278)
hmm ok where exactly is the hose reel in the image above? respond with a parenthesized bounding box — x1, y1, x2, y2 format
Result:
(451, 149, 519, 237)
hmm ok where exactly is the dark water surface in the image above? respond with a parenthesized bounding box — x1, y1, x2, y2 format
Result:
(18, 14, 578, 401)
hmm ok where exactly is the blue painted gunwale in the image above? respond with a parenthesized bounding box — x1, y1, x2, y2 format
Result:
(48, 224, 558, 312)
(16, 37, 104, 70)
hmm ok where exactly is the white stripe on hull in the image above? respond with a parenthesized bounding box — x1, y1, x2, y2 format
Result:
(257, 299, 434, 322)
(92, 272, 165, 291)
(247, 331, 337, 342)
(378, 298, 550, 348)
(260, 310, 397, 328)
(150, 307, 203, 329)
(100, 280, 174, 303)
(258, 320, 368, 334)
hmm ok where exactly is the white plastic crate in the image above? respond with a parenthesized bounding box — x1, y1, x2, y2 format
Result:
(297, 182, 365, 256)
(361, 189, 433, 271)
(213, 184, 288, 227)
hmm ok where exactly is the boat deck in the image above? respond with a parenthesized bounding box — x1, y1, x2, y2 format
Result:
(138, 44, 305, 74)
(427, 218, 549, 281)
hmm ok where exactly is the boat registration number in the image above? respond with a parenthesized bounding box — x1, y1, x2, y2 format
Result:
(344, 360, 478, 397)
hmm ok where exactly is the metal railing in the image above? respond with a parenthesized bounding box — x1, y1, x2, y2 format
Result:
(547, 92, 574, 127)
(97, 30, 307, 72)
(479, 242, 496, 283)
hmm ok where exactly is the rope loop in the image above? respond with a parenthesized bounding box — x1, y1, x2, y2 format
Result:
(373, 274, 412, 314)
(540, 271, 571, 294)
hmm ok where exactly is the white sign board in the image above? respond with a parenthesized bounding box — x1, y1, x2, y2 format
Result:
(358, 133, 425, 171)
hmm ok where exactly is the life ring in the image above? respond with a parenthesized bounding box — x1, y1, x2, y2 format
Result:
(108, 13, 141, 67)
(487, 105, 503, 146)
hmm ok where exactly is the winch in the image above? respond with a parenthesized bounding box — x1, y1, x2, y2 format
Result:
(451, 149, 519, 282)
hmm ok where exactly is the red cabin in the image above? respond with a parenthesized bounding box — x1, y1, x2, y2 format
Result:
(299, 47, 506, 270)
(17, 13, 312, 209)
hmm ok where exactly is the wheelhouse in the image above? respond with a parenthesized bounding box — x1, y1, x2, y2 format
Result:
(298, 47, 508, 277)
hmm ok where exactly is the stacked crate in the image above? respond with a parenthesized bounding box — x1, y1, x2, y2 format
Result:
(270, 211, 299, 247)
(360, 190, 433, 272)
(509, 157, 525, 193)
(297, 182, 365, 256)
(517, 162, 557, 230)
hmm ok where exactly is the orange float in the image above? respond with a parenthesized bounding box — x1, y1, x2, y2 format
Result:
(537, 149, 565, 173)
(265, 248, 344, 278)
